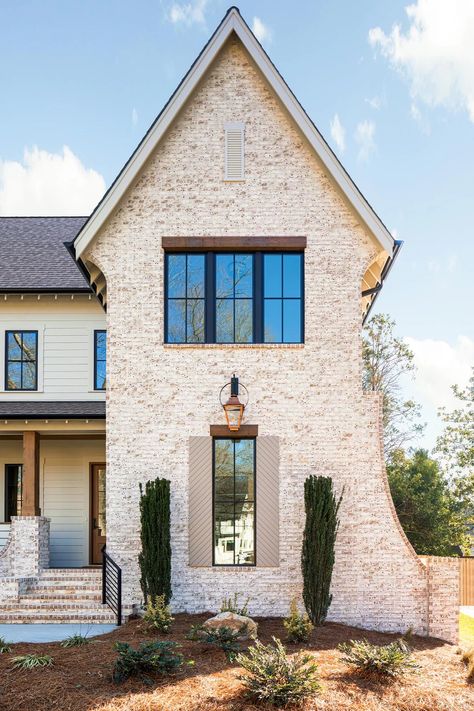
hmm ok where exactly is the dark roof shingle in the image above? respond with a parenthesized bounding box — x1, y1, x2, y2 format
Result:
(0, 401, 105, 419)
(0, 216, 90, 291)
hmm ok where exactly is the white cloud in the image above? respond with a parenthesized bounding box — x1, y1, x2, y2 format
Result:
(406, 335, 474, 412)
(0, 146, 105, 216)
(330, 113, 345, 153)
(369, 0, 474, 121)
(132, 108, 138, 126)
(355, 120, 376, 162)
(366, 96, 382, 110)
(168, 0, 208, 26)
(252, 16, 272, 45)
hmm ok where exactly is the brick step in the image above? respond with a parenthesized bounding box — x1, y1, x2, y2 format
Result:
(7, 599, 107, 610)
(20, 591, 102, 601)
(25, 582, 103, 592)
(0, 612, 117, 623)
(37, 572, 102, 581)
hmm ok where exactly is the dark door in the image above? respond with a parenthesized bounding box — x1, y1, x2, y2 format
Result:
(90, 463, 106, 565)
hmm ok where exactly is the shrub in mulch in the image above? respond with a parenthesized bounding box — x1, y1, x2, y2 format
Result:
(0, 636, 12, 654)
(338, 638, 419, 678)
(187, 624, 242, 661)
(461, 647, 474, 681)
(283, 598, 314, 644)
(112, 640, 186, 684)
(11, 654, 54, 670)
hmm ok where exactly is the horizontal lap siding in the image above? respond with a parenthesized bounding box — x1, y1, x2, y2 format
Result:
(0, 523, 11, 551)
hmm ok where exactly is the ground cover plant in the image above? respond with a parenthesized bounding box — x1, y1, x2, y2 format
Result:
(187, 624, 242, 661)
(339, 637, 419, 678)
(11, 654, 53, 670)
(236, 636, 321, 707)
(112, 640, 184, 683)
(60, 633, 90, 648)
(0, 614, 472, 711)
(0, 636, 12, 653)
(220, 593, 250, 616)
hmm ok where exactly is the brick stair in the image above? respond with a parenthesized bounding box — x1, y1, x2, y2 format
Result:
(0, 568, 117, 623)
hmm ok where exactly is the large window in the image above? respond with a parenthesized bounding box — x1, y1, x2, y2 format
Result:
(5, 464, 22, 522)
(94, 330, 107, 390)
(213, 438, 255, 566)
(5, 331, 38, 390)
(165, 252, 303, 344)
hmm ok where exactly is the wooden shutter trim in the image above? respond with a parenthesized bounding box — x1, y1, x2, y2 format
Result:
(188, 436, 213, 567)
(256, 436, 280, 567)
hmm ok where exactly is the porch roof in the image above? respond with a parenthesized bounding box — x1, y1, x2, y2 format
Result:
(0, 401, 105, 419)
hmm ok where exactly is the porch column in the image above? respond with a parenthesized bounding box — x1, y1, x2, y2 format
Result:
(22, 431, 40, 516)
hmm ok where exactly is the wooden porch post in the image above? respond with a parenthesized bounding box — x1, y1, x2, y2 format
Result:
(22, 431, 40, 516)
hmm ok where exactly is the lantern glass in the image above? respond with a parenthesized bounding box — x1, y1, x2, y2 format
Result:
(224, 402, 244, 431)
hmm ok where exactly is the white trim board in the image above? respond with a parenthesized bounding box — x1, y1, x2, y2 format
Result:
(74, 7, 395, 259)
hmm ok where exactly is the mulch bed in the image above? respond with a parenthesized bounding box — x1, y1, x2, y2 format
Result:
(0, 613, 472, 711)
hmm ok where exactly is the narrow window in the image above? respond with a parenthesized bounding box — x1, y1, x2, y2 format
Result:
(224, 122, 245, 180)
(263, 253, 303, 343)
(5, 464, 22, 521)
(5, 331, 38, 390)
(216, 254, 253, 343)
(213, 438, 255, 566)
(94, 330, 107, 390)
(166, 254, 205, 343)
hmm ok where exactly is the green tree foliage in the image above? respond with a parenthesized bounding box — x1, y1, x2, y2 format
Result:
(301, 476, 342, 625)
(436, 368, 474, 474)
(363, 313, 424, 459)
(139, 477, 172, 605)
(387, 449, 470, 555)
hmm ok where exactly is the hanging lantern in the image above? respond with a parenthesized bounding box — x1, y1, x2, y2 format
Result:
(220, 375, 248, 432)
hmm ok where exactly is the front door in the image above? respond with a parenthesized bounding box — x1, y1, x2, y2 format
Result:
(90, 463, 106, 565)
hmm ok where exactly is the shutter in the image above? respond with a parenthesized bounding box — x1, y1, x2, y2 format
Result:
(256, 436, 280, 567)
(225, 122, 245, 180)
(188, 436, 213, 566)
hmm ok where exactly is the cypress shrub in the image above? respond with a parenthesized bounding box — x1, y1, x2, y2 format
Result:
(301, 475, 342, 625)
(139, 477, 172, 605)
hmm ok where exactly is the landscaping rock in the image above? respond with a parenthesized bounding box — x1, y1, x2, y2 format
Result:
(203, 611, 258, 640)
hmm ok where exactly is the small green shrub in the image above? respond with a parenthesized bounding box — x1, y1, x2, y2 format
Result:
(11, 654, 53, 670)
(60, 633, 90, 648)
(338, 638, 419, 678)
(236, 636, 321, 707)
(143, 595, 174, 634)
(187, 624, 242, 661)
(220, 592, 249, 617)
(0, 636, 12, 654)
(112, 640, 184, 683)
(461, 647, 474, 681)
(283, 598, 314, 644)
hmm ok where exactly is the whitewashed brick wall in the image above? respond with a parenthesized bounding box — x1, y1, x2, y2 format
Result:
(85, 37, 458, 640)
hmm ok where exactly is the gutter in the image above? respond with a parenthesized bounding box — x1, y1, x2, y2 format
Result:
(362, 240, 403, 324)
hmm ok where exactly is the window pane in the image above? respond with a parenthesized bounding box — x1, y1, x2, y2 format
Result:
(264, 299, 282, 342)
(264, 254, 282, 297)
(283, 255, 301, 298)
(216, 254, 234, 298)
(283, 300, 302, 343)
(216, 299, 234, 342)
(187, 255, 205, 298)
(214, 502, 235, 565)
(234, 439, 254, 499)
(167, 255, 186, 298)
(22, 332, 37, 361)
(167, 300, 186, 342)
(234, 503, 255, 565)
(22, 362, 36, 389)
(7, 332, 21, 360)
(215, 439, 234, 498)
(235, 255, 253, 297)
(235, 299, 253, 343)
(95, 360, 106, 390)
(95, 332, 106, 361)
(187, 300, 205, 343)
(7, 362, 21, 389)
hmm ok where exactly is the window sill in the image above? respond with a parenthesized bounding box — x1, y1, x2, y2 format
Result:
(163, 343, 304, 349)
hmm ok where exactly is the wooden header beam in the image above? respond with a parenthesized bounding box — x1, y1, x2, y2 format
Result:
(162, 236, 306, 252)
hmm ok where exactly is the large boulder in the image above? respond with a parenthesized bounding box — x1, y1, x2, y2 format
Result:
(202, 611, 258, 640)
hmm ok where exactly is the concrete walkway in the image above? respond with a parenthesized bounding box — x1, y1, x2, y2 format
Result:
(0, 623, 117, 644)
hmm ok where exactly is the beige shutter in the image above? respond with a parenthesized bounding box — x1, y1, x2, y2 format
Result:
(225, 122, 245, 180)
(188, 436, 213, 566)
(256, 436, 280, 567)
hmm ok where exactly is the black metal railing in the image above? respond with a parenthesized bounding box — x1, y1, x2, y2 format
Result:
(102, 545, 122, 626)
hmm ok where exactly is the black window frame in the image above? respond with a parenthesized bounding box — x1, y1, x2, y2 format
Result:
(5, 330, 38, 391)
(94, 330, 107, 391)
(164, 252, 304, 344)
(5, 464, 23, 522)
(212, 436, 256, 567)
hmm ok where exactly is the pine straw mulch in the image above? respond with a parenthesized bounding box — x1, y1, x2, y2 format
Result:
(0, 614, 472, 711)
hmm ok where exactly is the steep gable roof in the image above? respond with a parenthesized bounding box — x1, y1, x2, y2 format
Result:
(0, 216, 90, 292)
(73, 6, 395, 260)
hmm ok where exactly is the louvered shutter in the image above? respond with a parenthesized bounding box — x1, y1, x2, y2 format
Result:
(256, 436, 280, 567)
(225, 122, 245, 180)
(188, 436, 213, 566)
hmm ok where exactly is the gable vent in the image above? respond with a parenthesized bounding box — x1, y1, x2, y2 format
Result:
(224, 122, 245, 180)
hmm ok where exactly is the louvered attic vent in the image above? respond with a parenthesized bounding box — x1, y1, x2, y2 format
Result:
(224, 122, 245, 180)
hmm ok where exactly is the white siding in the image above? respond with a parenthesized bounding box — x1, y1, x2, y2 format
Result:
(0, 294, 106, 400)
(0, 523, 11, 551)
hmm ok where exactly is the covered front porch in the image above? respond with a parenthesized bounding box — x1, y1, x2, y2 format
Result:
(0, 413, 106, 568)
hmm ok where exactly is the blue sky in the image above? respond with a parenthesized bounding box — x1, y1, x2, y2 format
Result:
(0, 0, 472, 448)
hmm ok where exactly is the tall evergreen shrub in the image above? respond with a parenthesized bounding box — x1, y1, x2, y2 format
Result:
(139, 477, 172, 605)
(301, 475, 342, 625)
